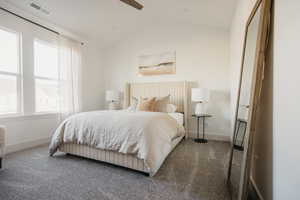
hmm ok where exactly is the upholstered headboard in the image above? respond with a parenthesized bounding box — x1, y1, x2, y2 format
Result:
(124, 81, 189, 134)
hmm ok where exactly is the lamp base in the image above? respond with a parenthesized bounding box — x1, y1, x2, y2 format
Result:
(108, 102, 119, 110)
(234, 144, 244, 151)
(194, 138, 208, 143)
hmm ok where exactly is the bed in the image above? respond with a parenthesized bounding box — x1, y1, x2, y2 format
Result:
(49, 81, 189, 176)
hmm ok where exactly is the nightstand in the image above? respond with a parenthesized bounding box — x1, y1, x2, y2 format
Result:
(192, 114, 212, 143)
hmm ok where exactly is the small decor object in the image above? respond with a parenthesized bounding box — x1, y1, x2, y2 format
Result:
(191, 88, 210, 115)
(192, 114, 212, 143)
(138, 51, 176, 76)
(106, 90, 120, 110)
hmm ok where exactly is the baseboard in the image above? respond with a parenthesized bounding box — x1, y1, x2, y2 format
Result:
(5, 137, 51, 154)
(249, 176, 264, 200)
(187, 131, 230, 142)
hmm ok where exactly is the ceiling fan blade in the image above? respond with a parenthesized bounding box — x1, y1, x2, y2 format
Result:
(120, 0, 144, 10)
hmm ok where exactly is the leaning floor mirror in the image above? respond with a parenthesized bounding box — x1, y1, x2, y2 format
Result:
(227, 0, 271, 199)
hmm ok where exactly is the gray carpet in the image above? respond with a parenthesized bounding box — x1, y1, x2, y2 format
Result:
(230, 149, 244, 200)
(0, 139, 231, 200)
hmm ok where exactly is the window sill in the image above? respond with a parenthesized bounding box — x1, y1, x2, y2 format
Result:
(0, 113, 59, 123)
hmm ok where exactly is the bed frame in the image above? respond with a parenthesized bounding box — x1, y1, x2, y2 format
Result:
(59, 81, 189, 174)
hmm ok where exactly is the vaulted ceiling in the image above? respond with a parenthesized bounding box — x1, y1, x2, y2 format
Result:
(2, 0, 237, 48)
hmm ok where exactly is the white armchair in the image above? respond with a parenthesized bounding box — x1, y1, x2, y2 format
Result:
(0, 126, 5, 168)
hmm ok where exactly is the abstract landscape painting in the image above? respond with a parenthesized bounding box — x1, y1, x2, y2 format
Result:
(138, 51, 176, 76)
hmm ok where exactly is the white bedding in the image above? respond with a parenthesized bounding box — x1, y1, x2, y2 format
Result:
(49, 110, 185, 175)
(168, 112, 184, 126)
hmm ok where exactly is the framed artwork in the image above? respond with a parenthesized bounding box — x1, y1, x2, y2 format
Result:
(138, 51, 176, 76)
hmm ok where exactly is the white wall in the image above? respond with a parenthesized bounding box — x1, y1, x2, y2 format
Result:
(0, 8, 104, 153)
(274, 1, 300, 199)
(102, 23, 231, 140)
(81, 44, 105, 111)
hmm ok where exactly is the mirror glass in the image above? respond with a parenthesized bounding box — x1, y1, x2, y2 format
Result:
(229, 3, 262, 200)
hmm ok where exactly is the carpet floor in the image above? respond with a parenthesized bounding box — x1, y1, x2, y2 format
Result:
(0, 139, 231, 200)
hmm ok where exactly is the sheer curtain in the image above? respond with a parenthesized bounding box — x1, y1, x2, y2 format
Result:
(58, 36, 82, 120)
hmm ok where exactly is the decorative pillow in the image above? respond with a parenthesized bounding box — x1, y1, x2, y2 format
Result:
(166, 104, 177, 113)
(136, 97, 156, 112)
(153, 95, 171, 112)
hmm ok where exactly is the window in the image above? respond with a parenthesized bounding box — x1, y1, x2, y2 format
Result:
(34, 39, 59, 113)
(0, 28, 21, 115)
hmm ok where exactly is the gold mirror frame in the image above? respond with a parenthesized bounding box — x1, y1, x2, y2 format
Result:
(227, 0, 272, 199)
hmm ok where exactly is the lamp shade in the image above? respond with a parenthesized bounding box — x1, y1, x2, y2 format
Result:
(191, 88, 210, 102)
(106, 90, 120, 102)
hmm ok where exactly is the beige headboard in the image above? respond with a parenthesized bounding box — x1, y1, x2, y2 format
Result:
(124, 81, 189, 134)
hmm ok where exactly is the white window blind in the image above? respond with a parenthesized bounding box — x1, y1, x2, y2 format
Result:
(34, 39, 59, 113)
(0, 28, 21, 115)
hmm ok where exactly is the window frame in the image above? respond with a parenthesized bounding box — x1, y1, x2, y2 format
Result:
(33, 38, 59, 114)
(0, 26, 23, 117)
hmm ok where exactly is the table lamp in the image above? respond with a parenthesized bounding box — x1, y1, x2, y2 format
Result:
(106, 90, 120, 110)
(191, 88, 210, 115)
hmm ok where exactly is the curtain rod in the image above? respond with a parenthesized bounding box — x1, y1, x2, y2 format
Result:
(0, 6, 84, 45)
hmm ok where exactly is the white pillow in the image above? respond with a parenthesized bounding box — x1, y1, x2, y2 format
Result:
(166, 104, 177, 113)
(126, 106, 136, 111)
(126, 97, 138, 111)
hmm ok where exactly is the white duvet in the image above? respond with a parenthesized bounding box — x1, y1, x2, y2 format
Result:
(49, 110, 185, 175)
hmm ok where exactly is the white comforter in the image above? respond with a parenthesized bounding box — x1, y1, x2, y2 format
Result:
(49, 110, 185, 175)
